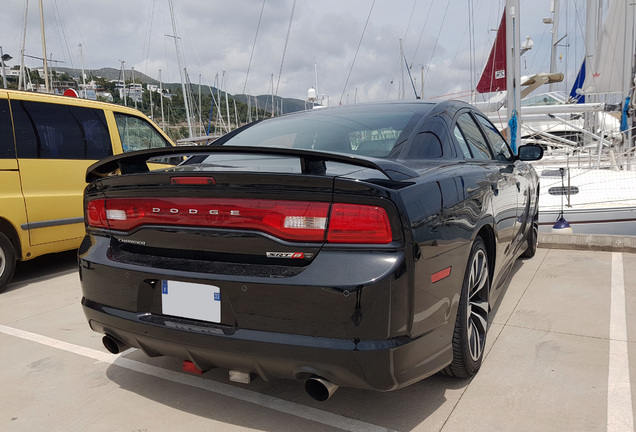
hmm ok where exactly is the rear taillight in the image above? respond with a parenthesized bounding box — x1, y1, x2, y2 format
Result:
(327, 203, 392, 244)
(86, 198, 393, 244)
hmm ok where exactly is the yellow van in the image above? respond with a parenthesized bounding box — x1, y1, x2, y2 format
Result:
(0, 89, 174, 291)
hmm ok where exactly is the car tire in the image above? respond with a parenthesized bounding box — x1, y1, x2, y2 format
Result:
(522, 215, 538, 258)
(0, 232, 17, 293)
(443, 236, 490, 378)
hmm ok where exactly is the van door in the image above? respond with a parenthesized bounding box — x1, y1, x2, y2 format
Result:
(10, 98, 113, 246)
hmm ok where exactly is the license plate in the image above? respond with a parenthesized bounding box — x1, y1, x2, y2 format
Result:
(161, 281, 221, 323)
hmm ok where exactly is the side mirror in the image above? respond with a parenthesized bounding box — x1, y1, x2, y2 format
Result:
(517, 144, 543, 161)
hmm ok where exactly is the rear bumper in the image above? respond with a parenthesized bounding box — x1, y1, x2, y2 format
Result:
(79, 234, 453, 391)
(82, 298, 452, 391)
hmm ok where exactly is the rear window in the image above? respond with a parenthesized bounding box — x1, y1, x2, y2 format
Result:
(219, 106, 427, 158)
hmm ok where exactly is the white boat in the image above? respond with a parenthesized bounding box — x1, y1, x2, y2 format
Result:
(534, 165, 636, 235)
(476, 0, 636, 236)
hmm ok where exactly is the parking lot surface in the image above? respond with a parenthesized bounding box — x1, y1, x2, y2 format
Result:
(1, 247, 634, 431)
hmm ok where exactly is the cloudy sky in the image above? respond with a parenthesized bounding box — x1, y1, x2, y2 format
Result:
(2, 0, 589, 104)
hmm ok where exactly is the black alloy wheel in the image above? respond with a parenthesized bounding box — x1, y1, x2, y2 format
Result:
(0, 233, 16, 293)
(443, 236, 490, 378)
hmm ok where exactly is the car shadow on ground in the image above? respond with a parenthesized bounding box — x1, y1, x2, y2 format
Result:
(101, 256, 532, 430)
(106, 352, 470, 431)
(5, 250, 78, 293)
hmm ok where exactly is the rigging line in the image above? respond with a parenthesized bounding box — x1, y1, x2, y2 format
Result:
(422, 0, 451, 95)
(243, 0, 266, 95)
(52, 0, 76, 76)
(275, 0, 297, 98)
(402, 0, 418, 62)
(438, 21, 470, 99)
(61, 0, 92, 69)
(143, 0, 157, 76)
(409, 0, 435, 68)
(172, 1, 226, 127)
(340, 0, 376, 105)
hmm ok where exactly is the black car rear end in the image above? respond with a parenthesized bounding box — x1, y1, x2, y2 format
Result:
(79, 146, 455, 394)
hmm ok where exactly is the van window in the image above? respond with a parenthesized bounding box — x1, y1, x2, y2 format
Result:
(11, 100, 112, 160)
(114, 113, 170, 152)
(0, 99, 15, 158)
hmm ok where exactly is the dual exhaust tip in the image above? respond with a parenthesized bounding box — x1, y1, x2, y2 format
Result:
(102, 334, 338, 401)
(102, 334, 129, 355)
(304, 377, 339, 401)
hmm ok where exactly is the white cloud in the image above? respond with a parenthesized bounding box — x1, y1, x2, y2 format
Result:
(1, 0, 576, 104)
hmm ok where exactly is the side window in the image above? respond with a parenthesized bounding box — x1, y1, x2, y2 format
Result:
(406, 118, 455, 159)
(455, 113, 492, 160)
(475, 114, 513, 161)
(453, 126, 472, 158)
(11, 100, 112, 160)
(0, 99, 15, 158)
(114, 113, 171, 152)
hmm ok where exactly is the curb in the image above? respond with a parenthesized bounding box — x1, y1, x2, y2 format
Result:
(538, 233, 636, 253)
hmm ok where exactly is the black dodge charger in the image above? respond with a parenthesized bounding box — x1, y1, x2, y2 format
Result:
(79, 100, 543, 401)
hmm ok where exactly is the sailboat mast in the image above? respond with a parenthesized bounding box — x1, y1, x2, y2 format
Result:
(223, 71, 231, 131)
(79, 43, 87, 97)
(38, 0, 50, 93)
(169, 0, 193, 138)
(19, 0, 28, 90)
(159, 69, 165, 132)
(505, 0, 521, 153)
(549, 0, 560, 92)
(198, 74, 202, 136)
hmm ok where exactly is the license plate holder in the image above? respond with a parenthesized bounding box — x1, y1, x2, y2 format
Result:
(161, 280, 221, 323)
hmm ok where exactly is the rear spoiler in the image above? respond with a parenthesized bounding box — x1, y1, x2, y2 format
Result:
(85, 145, 419, 183)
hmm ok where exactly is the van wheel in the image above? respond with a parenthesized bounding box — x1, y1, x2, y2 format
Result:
(0, 233, 16, 293)
(443, 237, 490, 378)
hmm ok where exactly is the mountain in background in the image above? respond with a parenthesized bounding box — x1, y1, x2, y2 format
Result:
(53, 67, 310, 114)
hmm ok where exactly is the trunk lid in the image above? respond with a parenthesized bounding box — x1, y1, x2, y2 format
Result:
(84, 147, 410, 272)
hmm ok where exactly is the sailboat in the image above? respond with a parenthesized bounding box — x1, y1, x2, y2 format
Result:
(533, 0, 636, 235)
(475, 0, 636, 235)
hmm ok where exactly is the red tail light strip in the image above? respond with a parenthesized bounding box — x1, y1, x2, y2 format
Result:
(86, 198, 393, 244)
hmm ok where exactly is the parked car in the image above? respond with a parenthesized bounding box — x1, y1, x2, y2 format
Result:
(0, 89, 174, 291)
(79, 100, 543, 401)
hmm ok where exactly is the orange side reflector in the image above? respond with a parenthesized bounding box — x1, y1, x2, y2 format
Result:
(431, 267, 452, 284)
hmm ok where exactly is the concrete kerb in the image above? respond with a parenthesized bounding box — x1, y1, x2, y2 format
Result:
(538, 233, 636, 253)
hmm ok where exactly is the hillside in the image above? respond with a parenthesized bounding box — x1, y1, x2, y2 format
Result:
(52, 67, 309, 114)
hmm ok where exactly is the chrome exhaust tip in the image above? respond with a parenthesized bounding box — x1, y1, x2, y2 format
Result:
(304, 377, 339, 401)
(102, 334, 129, 354)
